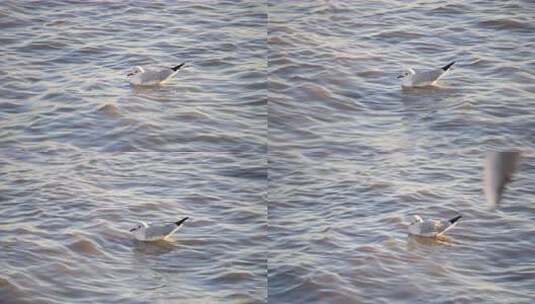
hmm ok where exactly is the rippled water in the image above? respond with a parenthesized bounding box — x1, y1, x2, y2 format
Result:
(0, 1, 266, 152)
(3, 0, 535, 303)
(269, 1, 535, 303)
(1, 151, 266, 303)
(1, 1, 267, 303)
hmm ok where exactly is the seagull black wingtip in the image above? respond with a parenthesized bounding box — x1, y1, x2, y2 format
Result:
(171, 62, 186, 71)
(449, 215, 462, 224)
(442, 61, 455, 71)
(175, 217, 189, 227)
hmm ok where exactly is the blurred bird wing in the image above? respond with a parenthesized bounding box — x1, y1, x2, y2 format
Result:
(483, 151, 521, 207)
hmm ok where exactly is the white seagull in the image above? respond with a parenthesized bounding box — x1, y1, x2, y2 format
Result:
(483, 151, 521, 208)
(130, 217, 189, 241)
(408, 215, 462, 238)
(127, 62, 186, 86)
(397, 61, 455, 88)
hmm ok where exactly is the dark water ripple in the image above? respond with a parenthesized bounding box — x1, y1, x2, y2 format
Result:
(269, 1, 535, 303)
(0, 1, 266, 153)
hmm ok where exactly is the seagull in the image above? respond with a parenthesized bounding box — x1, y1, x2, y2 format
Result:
(126, 62, 186, 86)
(397, 61, 455, 88)
(130, 217, 189, 241)
(483, 151, 521, 208)
(408, 215, 462, 238)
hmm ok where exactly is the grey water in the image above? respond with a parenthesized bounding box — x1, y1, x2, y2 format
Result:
(2, 0, 535, 303)
(1, 151, 266, 303)
(1, 1, 266, 303)
(0, 1, 266, 153)
(269, 1, 535, 303)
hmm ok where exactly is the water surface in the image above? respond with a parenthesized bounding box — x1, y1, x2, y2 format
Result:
(0, 1, 266, 152)
(268, 1, 535, 303)
(1, 151, 267, 303)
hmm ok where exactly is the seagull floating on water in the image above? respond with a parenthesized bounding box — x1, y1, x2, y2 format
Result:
(397, 61, 455, 88)
(483, 151, 521, 208)
(127, 62, 186, 86)
(130, 217, 189, 241)
(408, 215, 462, 238)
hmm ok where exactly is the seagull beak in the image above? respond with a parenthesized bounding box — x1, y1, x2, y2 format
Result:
(129, 228, 136, 232)
(397, 75, 403, 79)
(127, 72, 134, 77)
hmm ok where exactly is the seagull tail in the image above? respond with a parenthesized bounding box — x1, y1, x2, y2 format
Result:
(171, 62, 186, 71)
(442, 61, 455, 71)
(175, 217, 189, 227)
(436, 215, 463, 237)
(449, 215, 462, 224)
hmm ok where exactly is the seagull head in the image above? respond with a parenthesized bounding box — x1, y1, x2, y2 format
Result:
(127, 66, 144, 77)
(129, 221, 148, 233)
(397, 68, 415, 79)
(411, 215, 424, 224)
